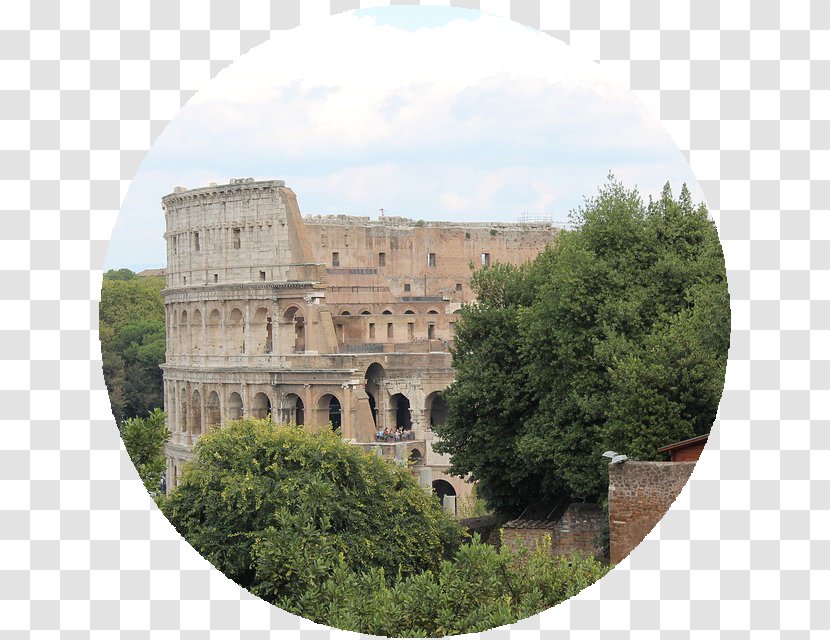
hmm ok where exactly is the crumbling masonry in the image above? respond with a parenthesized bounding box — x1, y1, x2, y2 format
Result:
(161, 179, 559, 505)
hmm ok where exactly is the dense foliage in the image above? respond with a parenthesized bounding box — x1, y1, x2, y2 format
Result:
(161, 419, 608, 635)
(283, 535, 608, 636)
(100, 269, 166, 424)
(162, 419, 466, 599)
(435, 179, 730, 511)
(120, 408, 169, 498)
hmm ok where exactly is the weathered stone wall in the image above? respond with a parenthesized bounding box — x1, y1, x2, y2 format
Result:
(502, 503, 605, 558)
(160, 179, 558, 497)
(608, 461, 696, 564)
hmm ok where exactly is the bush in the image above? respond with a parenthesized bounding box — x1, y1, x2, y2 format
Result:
(162, 419, 465, 602)
(286, 535, 609, 636)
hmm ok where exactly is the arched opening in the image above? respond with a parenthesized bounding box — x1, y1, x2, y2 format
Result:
(252, 392, 271, 419)
(179, 310, 189, 352)
(191, 389, 202, 435)
(318, 394, 342, 430)
(206, 391, 221, 429)
(365, 362, 385, 383)
(390, 393, 411, 431)
(432, 479, 456, 508)
(284, 306, 306, 353)
(426, 392, 449, 429)
(381, 309, 392, 315)
(206, 308, 222, 354)
(251, 307, 270, 354)
(228, 307, 244, 354)
(427, 309, 439, 315)
(191, 309, 203, 353)
(228, 392, 243, 420)
(409, 448, 423, 465)
(340, 310, 351, 316)
(283, 393, 304, 425)
(404, 309, 415, 315)
(365, 363, 384, 429)
(360, 310, 371, 316)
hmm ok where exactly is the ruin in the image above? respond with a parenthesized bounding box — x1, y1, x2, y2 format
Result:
(161, 179, 559, 503)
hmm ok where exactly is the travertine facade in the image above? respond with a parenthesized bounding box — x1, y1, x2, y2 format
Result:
(161, 178, 559, 506)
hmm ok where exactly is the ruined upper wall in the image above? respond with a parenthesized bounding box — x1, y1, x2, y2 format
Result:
(162, 180, 559, 296)
(304, 216, 559, 303)
(162, 179, 317, 288)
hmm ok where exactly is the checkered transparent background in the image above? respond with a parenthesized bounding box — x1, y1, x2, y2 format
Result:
(1, 0, 826, 636)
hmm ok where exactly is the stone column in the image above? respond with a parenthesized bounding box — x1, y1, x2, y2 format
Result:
(242, 383, 251, 419)
(303, 383, 313, 428)
(341, 383, 352, 438)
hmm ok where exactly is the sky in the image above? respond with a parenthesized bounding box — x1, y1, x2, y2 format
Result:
(106, 6, 703, 271)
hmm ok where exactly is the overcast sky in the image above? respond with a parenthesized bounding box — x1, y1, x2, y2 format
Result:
(106, 6, 703, 271)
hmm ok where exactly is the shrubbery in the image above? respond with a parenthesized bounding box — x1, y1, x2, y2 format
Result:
(161, 419, 609, 635)
(162, 419, 465, 598)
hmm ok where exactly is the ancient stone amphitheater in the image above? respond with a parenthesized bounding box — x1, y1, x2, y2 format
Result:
(161, 178, 558, 508)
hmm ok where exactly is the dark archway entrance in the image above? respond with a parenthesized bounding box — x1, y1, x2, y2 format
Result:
(432, 479, 456, 507)
(390, 393, 411, 430)
(426, 392, 448, 428)
(318, 394, 342, 430)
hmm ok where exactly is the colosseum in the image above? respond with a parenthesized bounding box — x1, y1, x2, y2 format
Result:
(161, 178, 559, 509)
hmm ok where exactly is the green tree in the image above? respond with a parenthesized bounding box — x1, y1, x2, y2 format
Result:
(435, 178, 729, 509)
(434, 262, 556, 515)
(120, 408, 170, 498)
(162, 419, 466, 601)
(99, 271, 166, 424)
(103, 268, 139, 281)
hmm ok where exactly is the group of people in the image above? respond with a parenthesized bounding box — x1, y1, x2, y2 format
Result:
(375, 426, 415, 442)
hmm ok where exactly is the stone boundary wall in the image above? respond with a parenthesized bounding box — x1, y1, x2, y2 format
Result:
(502, 503, 605, 559)
(608, 461, 696, 564)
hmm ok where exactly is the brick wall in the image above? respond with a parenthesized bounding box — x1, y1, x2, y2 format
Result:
(608, 461, 696, 564)
(502, 503, 604, 558)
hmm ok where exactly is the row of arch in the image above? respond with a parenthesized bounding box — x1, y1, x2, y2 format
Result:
(172, 385, 448, 438)
(173, 387, 349, 435)
(338, 309, 441, 316)
(169, 304, 308, 355)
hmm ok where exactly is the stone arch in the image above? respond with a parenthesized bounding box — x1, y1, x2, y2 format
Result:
(404, 309, 415, 315)
(365, 363, 385, 428)
(206, 308, 222, 354)
(282, 393, 304, 425)
(426, 391, 449, 429)
(191, 389, 202, 435)
(427, 309, 439, 314)
(409, 448, 423, 465)
(432, 479, 456, 508)
(390, 393, 411, 430)
(251, 306, 270, 354)
(340, 310, 351, 316)
(228, 392, 243, 420)
(284, 305, 306, 353)
(206, 390, 221, 429)
(381, 309, 393, 315)
(191, 308, 203, 353)
(317, 393, 342, 430)
(228, 307, 245, 354)
(179, 310, 189, 351)
(360, 309, 371, 316)
(252, 392, 272, 419)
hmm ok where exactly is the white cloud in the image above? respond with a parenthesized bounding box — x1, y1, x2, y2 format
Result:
(107, 8, 703, 270)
